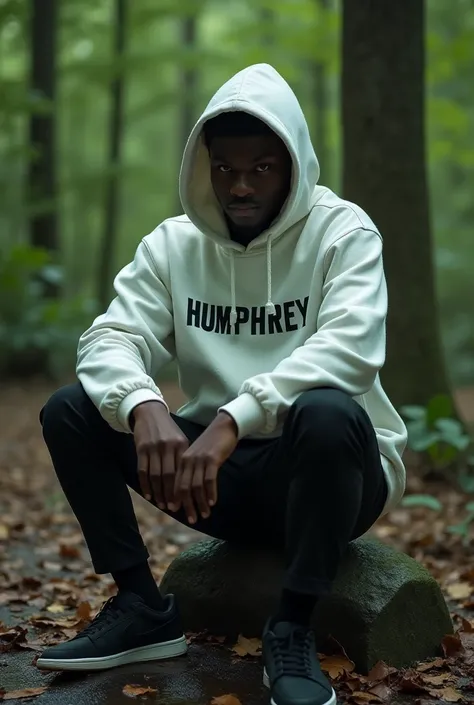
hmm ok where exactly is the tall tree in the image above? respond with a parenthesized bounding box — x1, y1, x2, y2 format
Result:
(98, 0, 127, 310)
(313, 0, 330, 185)
(341, 0, 451, 408)
(176, 11, 198, 214)
(28, 0, 59, 297)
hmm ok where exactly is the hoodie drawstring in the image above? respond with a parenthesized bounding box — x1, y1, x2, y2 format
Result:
(265, 236, 276, 316)
(230, 251, 237, 327)
(229, 237, 275, 331)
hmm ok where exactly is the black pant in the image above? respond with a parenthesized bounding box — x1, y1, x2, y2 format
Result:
(40, 382, 387, 598)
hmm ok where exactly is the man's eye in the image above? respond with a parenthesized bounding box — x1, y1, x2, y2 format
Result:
(218, 165, 231, 172)
(256, 164, 270, 173)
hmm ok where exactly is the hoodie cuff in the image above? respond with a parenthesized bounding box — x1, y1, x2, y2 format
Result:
(117, 388, 169, 433)
(218, 392, 266, 439)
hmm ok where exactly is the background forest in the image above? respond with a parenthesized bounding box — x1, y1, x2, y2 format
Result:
(0, 0, 473, 400)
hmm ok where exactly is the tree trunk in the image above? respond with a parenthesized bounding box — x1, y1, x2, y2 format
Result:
(176, 14, 197, 214)
(313, 0, 330, 186)
(98, 0, 127, 310)
(28, 0, 59, 297)
(341, 0, 451, 408)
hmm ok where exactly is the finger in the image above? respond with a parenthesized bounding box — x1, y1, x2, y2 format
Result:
(137, 450, 152, 501)
(171, 444, 187, 512)
(162, 446, 176, 510)
(192, 460, 210, 519)
(179, 456, 197, 524)
(149, 449, 165, 509)
(204, 461, 220, 508)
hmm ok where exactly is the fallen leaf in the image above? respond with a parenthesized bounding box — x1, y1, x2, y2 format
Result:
(59, 543, 80, 559)
(442, 633, 464, 658)
(231, 635, 262, 657)
(459, 616, 474, 633)
(320, 655, 355, 680)
(211, 696, 242, 705)
(399, 674, 427, 694)
(350, 691, 381, 704)
(1, 687, 49, 700)
(446, 582, 473, 600)
(421, 672, 453, 686)
(366, 661, 397, 682)
(417, 657, 446, 672)
(122, 684, 158, 698)
(368, 683, 391, 701)
(0, 524, 9, 540)
(428, 686, 464, 702)
(76, 601, 92, 621)
(46, 603, 65, 614)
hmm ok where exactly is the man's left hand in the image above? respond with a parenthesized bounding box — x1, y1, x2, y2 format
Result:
(172, 412, 239, 524)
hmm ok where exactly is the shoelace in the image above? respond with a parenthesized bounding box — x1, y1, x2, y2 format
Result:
(74, 596, 125, 640)
(270, 627, 315, 679)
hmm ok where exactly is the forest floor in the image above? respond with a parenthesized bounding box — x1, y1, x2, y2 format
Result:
(0, 378, 473, 705)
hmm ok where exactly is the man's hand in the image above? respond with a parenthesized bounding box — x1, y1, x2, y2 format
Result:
(132, 401, 189, 510)
(174, 412, 239, 524)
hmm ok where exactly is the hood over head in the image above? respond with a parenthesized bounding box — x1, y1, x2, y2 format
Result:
(178, 63, 321, 327)
(180, 63, 321, 248)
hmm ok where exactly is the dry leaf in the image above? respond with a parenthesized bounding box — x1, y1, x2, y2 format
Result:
(76, 601, 92, 621)
(46, 603, 65, 614)
(366, 661, 397, 682)
(399, 675, 427, 694)
(421, 672, 453, 686)
(446, 582, 472, 600)
(1, 687, 49, 700)
(211, 696, 242, 705)
(368, 683, 391, 701)
(459, 616, 474, 633)
(0, 524, 9, 540)
(320, 655, 355, 680)
(350, 691, 381, 704)
(442, 633, 464, 658)
(122, 684, 158, 698)
(416, 657, 446, 672)
(59, 543, 80, 559)
(428, 686, 463, 702)
(231, 634, 262, 657)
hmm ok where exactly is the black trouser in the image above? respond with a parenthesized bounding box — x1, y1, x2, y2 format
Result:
(40, 382, 387, 598)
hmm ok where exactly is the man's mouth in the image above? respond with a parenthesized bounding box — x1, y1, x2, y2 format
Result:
(227, 204, 260, 217)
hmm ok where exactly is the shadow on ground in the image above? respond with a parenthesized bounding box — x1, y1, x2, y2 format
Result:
(1, 645, 265, 704)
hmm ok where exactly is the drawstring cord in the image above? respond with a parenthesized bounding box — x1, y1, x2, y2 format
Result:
(229, 236, 275, 332)
(230, 251, 237, 327)
(265, 236, 276, 316)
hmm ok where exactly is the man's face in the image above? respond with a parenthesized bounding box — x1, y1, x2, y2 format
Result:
(208, 132, 292, 238)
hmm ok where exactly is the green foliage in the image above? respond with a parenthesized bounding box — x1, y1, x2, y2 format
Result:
(401, 394, 471, 468)
(400, 395, 474, 543)
(0, 244, 97, 377)
(0, 0, 473, 385)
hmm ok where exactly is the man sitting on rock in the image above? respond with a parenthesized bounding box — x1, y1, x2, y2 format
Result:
(38, 63, 407, 705)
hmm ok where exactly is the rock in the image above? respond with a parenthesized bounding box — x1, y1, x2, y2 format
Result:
(160, 537, 453, 673)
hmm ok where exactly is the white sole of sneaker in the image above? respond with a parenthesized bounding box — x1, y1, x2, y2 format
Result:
(263, 668, 338, 705)
(36, 635, 187, 671)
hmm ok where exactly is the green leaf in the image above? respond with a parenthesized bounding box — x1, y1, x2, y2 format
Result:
(426, 394, 454, 426)
(465, 502, 474, 513)
(399, 405, 426, 421)
(401, 494, 443, 511)
(458, 473, 474, 494)
(410, 432, 440, 452)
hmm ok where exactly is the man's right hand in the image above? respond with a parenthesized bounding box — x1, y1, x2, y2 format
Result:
(132, 401, 189, 511)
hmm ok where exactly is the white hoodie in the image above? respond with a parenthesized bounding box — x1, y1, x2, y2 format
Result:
(77, 63, 407, 514)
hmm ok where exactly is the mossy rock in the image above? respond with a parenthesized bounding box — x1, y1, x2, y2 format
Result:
(161, 537, 453, 673)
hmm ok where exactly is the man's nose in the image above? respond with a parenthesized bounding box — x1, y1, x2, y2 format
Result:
(230, 173, 255, 198)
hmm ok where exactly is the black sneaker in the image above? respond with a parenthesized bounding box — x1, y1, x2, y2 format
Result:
(263, 620, 336, 705)
(36, 591, 187, 672)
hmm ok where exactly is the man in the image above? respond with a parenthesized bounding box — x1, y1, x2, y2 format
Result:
(38, 64, 407, 705)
